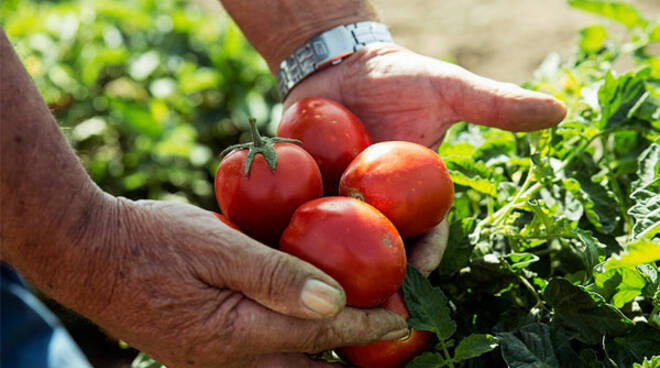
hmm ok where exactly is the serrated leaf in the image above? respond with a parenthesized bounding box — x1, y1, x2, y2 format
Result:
(573, 228, 607, 277)
(403, 265, 456, 340)
(544, 278, 634, 344)
(605, 239, 660, 271)
(568, 0, 648, 29)
(444, 156, 499, 197)
(453, 334, 499, 362)
(565, 160, 621, 234)
(597, 68, 651, 130)
(604, 323, 660, 367)
(406, 352, 447, 368)
(498, 323, 584, 368)
(629, 143, 660, 239)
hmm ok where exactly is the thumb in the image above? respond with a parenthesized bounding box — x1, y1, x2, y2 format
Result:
(448, 67, 567, 132)
(214, 230, 347, 320)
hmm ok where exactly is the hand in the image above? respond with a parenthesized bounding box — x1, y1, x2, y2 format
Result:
(285, 43, 566, 150)
(284, 44, 566, 275)
(89, 199, 408, 368)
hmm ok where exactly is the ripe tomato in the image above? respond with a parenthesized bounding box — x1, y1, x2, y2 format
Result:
(280, 197, 406, 307)
(340, 291, 432, 368)
(278, 97, 372, 195)
(211, 212, 240, 231)
(339, 141, 454, 239)
(215, 119, 323, 246)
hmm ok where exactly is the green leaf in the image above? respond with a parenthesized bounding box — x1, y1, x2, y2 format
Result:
(605, 239, 660, 271)
(453, 334, 499, 362)
(443, 156, 500, 197)
(131, 353, 164, 368)
(579, 25, 608, 54)
(406, 352, 447, 368)
(565, 160, 621, 234)
(503, 253, 540, 270)
(568, 0, 648, 29)
(633, 356, 660, 368)
(498, 323, 584, 368)
(544, 278, 634, 344)
(629, 143, 660, 239)
(604, 323, 660, 367)
(572, 228, 607, 277)
(597, 68, 651, 130)
(402, 265, 456, 340)
(594, 267, 647, 308)
(437, 217, 476, 275)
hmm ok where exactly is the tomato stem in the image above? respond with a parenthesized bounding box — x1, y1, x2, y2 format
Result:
(248, 117, 264, 148)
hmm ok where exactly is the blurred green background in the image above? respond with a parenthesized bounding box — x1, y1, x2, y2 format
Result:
(3, 0, 279, 365)
(3, 0, 280, 213)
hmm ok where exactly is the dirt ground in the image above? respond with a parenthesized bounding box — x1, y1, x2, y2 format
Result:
(372, 0, 659, 83)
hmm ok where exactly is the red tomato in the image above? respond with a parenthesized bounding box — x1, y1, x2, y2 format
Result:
(280, 197, 406, 307)
(278, 97, 372, 195)
(340, 291, 432, 368)
(215, 119, 323, 246)
(339, 141, 454, 239)
(211, 212, 240, 231)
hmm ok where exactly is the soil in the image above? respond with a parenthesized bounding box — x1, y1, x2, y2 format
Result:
(373, 0, 659, 83)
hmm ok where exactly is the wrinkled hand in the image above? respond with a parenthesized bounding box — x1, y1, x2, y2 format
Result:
(91, 199, 408, 368)
(285, 44, 566, 274)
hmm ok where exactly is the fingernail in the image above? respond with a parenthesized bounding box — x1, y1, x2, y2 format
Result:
(301, 279, 344, 317)
(381, 328, 410, 341)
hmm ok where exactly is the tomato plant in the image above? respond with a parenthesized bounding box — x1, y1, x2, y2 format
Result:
(278, 97, 372, 195)
(340, 141, 454, 239)
(280, 197, 406, 307)
(340, 291, 432, 368)
(215, 119, 323, 246)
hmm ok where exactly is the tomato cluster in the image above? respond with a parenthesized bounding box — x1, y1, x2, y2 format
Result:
(214, 98, 454, 368)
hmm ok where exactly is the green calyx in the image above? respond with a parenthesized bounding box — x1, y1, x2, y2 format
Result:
(220, 118, 302, 176)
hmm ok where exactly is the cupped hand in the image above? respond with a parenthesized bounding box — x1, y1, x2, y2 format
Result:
(89, 198, 408, 368)
(284, 44, 566, 275)
(285, 43, 566, 150)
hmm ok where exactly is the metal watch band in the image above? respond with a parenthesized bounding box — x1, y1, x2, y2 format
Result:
(276, 21, 393, 99)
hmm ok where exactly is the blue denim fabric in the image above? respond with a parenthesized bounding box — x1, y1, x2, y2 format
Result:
(1, 262, 92, 368)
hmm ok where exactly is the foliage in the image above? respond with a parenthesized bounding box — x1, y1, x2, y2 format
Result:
(402, 1, 660, 366)
(3, 0, 280, 210)
(4, 0, 659, 367)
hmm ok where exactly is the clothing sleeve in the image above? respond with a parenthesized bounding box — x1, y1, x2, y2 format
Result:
(1, 262, 92, 368)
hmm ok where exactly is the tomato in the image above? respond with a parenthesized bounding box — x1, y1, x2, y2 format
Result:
(211, 212, 240, 231)
(339, 291, 432, 368)
(339, 141, 454, 239)
(278, 97, 372, 195)
(280, 197, 406, 307)
(215, 119, 323, 246)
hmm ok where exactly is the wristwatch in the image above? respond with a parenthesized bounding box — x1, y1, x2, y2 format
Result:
(276, 21, 393, 99)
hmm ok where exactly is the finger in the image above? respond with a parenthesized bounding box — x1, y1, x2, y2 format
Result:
(249, 353, 340, 368)
(193, 214, 347, 320)
(226, 297, 408, 356)
(406, 218, 449, 277)
(444, 66, 567, 132)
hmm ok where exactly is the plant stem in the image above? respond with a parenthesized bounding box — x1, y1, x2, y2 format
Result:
(438, 339, 455, 368)
(247, 117, 264, 147)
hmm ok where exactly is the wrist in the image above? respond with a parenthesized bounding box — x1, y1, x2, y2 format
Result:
(221, 1, 379, 72)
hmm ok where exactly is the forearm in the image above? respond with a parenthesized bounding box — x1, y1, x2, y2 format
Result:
(0, 29, 119, 317)
(220, 0, 379, 72)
